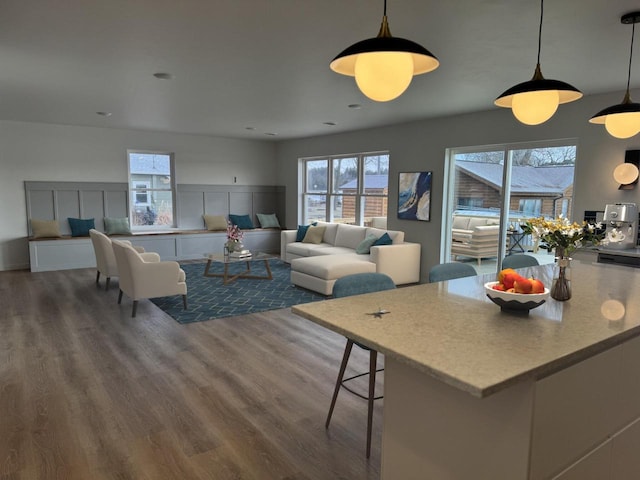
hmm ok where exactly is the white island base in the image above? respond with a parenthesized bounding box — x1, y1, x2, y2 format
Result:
(382, 336, 640, 480)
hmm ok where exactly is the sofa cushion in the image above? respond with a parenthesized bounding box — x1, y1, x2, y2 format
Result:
(452, 216, 470, 230)
(296, 222, 317, 242)
(356, 234, 378, 254)
(291, 254, 375, 280)
(302, 225, 326, 244)
(468, 217, 499, 228)
(373, 232, 393, 246)
(287, 242, 333, 257)
(309, 246, 359, 256)
(316, 222, 339, 245)
(334, 224, 366, 249)
(366, 227, 404, 244)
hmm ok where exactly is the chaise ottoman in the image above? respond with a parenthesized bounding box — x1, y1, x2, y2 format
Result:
(290, 254, 377, 295)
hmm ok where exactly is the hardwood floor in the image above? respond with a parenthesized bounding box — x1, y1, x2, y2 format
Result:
(0, 268, 383, 480)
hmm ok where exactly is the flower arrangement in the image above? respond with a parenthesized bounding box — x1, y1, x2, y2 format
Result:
(521, 215, 602, 256)
(226, 221, 244, 242)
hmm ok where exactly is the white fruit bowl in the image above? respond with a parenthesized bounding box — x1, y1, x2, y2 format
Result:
(484, 281, 550, 313)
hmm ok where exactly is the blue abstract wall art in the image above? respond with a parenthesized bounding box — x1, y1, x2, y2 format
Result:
(398, 171, 432, 221)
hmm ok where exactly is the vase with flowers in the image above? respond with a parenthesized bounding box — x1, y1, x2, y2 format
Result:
(521, 215, 603, 301)
(225, 221, 244, 256)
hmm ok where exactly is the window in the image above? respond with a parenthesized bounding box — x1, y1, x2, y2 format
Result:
(444, 140, 577, 268)
(128, 151, 176, 228)
(301, 152, 389, 226)
(519, 199, 542, 217)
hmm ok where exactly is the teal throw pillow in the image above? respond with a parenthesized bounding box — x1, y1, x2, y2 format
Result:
(229, 214, 255, 229)
(296, 222, 317, 242)
(104, 217, 131, 235)
(256, 213, 281, 229)
(68, 217, 95, 237)
(373, 232, 393, 246)
(355, 234, 378, 254)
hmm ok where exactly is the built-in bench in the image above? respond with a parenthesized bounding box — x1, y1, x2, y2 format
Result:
(28, 228, 281, 272)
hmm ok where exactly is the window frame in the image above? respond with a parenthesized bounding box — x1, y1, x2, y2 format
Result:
(127, 149, 177, 230)
(300, 151, 389, 226)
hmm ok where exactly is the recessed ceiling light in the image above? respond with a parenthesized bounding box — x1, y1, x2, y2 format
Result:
(153, 72, 174, 80)
(323, 122, 336, 126)
(245, 127, 255, 131)
(348, 104, 362, 109)
(96, 111, 112, 117)
(264, 132, 277, 136)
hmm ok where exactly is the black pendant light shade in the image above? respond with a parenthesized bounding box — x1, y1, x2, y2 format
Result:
(495, 0, 582, 125)
(330, 0, 439, 102)
(589, 12, 640, 139)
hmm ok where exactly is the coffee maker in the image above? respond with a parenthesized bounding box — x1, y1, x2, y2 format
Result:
(603, 203, 639, 249)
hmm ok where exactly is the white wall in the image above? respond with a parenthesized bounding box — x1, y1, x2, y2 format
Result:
(0, 120, 277, 270)
(276, 90, 640, 283)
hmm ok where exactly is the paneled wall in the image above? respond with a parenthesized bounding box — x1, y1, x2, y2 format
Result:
(25, 181, 286, 236)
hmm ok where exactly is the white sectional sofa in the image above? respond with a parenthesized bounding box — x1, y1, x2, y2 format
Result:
(281, 222, 421, 295)
(450, 215, 500, 265)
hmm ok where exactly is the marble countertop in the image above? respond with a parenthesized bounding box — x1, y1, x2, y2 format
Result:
(292, 261, 640, 398)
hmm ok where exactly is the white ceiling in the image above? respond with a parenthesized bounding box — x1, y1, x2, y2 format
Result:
(1, 0, 639, 140)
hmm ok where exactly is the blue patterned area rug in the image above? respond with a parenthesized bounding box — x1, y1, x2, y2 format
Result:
(151, 259, 326, 324)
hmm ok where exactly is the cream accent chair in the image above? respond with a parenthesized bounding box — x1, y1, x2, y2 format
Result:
(89, 229, 153, 290)
(112, 240, 188, 317)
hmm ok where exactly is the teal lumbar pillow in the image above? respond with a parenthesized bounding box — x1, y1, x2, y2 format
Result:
(356, 234, 379, 254)
(68, 217, 95, 237)
(104, 217, 131, 235)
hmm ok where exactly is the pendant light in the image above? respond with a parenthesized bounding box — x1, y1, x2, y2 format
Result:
(330, 0, 439, 102)
(589, 12, 640, 139)
(495, 0, 582, 125)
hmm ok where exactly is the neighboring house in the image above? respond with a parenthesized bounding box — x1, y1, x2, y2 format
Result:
(455, 161, 574, 220)
(338, 174, 388, 224)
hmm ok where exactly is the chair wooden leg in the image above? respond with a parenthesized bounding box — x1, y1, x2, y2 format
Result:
(105, 277, 111, 291)
(182, 294, 188, 310)
(366, 350, 378, 459)
(131, 300, 138, 318)
(96, 271, 100, 284)
(118, 290, 123, 304)
(326, 339, 354, 429)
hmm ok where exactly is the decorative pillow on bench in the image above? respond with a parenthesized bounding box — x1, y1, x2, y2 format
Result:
(229, 214, 255, 230)
(68, 217, 95, 237)
(256, 213, 281, 229)
(104, 217, 131, 235)
(31, 219, 62, 238)
(203, 214, 228, 231)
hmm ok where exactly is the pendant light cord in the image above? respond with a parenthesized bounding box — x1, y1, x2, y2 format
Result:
(536, 0, 544, 66)
(383, 0, 387, 17)
(627, 21, 636, 94)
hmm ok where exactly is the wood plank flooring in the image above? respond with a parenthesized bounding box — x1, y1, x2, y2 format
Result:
(0, 267, 383, 480)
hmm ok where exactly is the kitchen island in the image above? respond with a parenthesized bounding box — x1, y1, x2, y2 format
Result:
(292, 261, 640, 479)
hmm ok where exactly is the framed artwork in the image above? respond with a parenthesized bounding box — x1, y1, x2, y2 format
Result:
(397, 171, 432, 221)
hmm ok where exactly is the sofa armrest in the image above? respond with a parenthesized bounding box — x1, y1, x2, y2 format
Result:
(370, 242, 421, 285)
(281, 230, 298, 261)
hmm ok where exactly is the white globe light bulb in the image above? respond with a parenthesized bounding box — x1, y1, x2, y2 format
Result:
(511, 90, 560, 125)
(604, 112, 640, 139)
(355, 51, 413, 102)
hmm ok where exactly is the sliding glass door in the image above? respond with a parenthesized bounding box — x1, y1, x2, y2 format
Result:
(443, 141, 577, 272)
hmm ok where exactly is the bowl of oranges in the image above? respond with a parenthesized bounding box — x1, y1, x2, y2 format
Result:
(485, 268, 549, 312)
